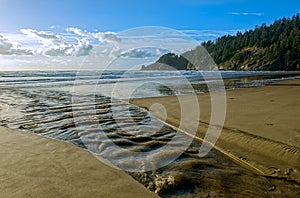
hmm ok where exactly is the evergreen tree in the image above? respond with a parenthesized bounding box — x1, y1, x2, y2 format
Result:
(142, 14, 300, 71)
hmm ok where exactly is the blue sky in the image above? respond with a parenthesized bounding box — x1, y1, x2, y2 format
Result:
(0, 0, 299, 70)
(1, 0, 299, 32)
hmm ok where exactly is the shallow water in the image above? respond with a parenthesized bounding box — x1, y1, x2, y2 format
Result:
(1, 71, 300, 197)
(0, 70, 299, 98)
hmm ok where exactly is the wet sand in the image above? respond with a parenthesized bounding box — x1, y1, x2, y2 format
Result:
(0, 126, 158, 198)
(1, 77, 300, 197)
(130, 79, 300, 182)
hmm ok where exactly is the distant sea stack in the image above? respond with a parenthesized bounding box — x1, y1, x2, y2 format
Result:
(141, 53, 191, 70)
(141, 46, 218, 71)
(142, 14, 300, 71)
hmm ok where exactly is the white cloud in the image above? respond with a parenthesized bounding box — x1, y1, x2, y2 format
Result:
(0, 27, 122, 70)
(229, 12, 265, 16)
(181, 29, 243, 41)
(0, 27, 203, 69)
(2, 27, 195, 59)
(93, 31, 120, 43)
(0, 34, 33, 55)
(120, 47, 170, 58)
(20, 28, 93, 56)
(66, 27, 89, 37)
(66, 27, 120, 43)
(2, 26, 246, 61)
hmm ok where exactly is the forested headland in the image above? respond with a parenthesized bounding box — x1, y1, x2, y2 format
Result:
(142, 14, 300, 71)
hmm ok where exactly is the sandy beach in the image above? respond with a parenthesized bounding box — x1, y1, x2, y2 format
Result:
(0, 126, 158, 198)
(1, 76, 300, 197)
(130, 79, 300, 182)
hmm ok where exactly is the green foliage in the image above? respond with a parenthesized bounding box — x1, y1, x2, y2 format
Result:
(201, 13, 300, 71)
(141, 53, 190, 70)
(142, 14, 300, 71)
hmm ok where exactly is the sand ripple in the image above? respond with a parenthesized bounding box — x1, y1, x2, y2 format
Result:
(1, 87, 300, 197)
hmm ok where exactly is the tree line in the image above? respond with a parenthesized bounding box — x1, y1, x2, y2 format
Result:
(142, 14, 300, 71)
(201, 13, 300, 70)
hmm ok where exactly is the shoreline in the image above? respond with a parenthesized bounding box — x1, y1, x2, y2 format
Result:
(1, 76, 300, 197)
(129, 79, 300, 182)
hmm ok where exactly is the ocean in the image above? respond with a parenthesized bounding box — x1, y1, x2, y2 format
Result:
(0, 70, 299, 197)
(0, 70, 298, 98)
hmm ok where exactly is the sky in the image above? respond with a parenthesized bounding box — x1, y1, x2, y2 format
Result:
(0, 0, 299, 70)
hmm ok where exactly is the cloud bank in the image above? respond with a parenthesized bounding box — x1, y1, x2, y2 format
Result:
(20, 29, 93, 56)
(0, 27, 239, 58)
(66, 27, 120, 43)
(1, 27, 237, 70)
(229, 12, 265, 16)
(0, 28, 121, 57)
(0, 26, 240, 72)
(0, 34, 33, 55)
(181, 29, 242, 41)
(120, 47, 170, 58)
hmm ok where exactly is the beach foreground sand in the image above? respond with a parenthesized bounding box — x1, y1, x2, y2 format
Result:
(130, 79, 300, 182)
(0, 126, 158, 198)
